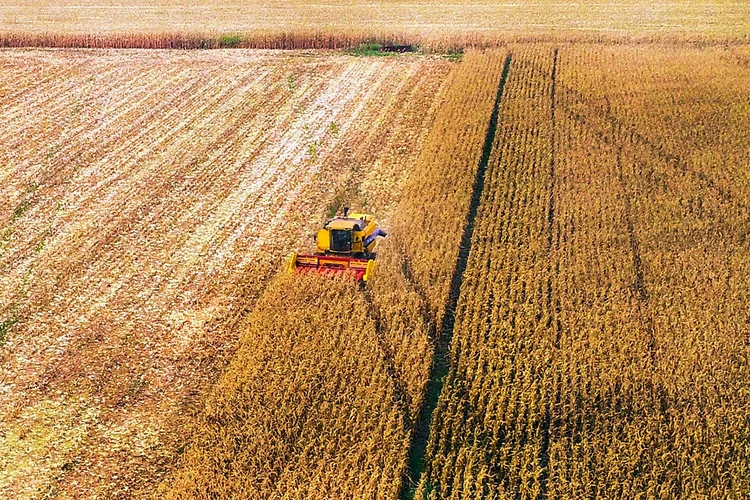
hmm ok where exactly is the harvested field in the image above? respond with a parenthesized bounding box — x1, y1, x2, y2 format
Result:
(0, 48, 451, 499)
(0, 0, 747, 49)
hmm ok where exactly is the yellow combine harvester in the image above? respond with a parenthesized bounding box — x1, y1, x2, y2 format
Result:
(288, 207, 387, 282)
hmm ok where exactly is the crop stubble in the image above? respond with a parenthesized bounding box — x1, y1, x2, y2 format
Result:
(0, 49, 450, 499)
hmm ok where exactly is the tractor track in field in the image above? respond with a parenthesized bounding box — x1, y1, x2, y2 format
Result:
(399, 52, 512, 500)
(562, 81, 735, 366)
(559, 83, 750, 215)
(366, 291, 417, 430)
(366, 239, 435, 433)
(614, 143, 676, 461)
(615, 146, 657, 356)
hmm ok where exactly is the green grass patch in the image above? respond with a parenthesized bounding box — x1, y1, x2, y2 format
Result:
(325, 202, 340, 219)
(12, 199, 29, 220)
(33, 238, 46, 253)
(0, 316, 18, 346)
(218, 34, 243, 48)
(0, 228, 12, 257)
(347, 42, 384, 56)
(307, 142, 318, 162)
(125, 376, 148, 398)
(444, 48, 464, 62)
(33, 228, 53, 253)
(347, 42, 420, 57)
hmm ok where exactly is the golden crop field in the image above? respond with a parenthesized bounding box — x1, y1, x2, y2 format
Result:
(0, 49, 451, 499)
(1, 1, 749, 498)
(416, 44, 750, 498)
(155, 43, 749, 500)
(158, 48, 508, 500)
(0, 0, 747, 50)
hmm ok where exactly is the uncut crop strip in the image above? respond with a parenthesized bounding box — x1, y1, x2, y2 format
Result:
(0, 49, 450, 499)
(541, 44, 750, 498)
(399, 51, 511, 497)
(415, 45, 558, 498)
(415, 43, 750, 499)
(368, 47, 509, 453)
(566, 45, 750, 496)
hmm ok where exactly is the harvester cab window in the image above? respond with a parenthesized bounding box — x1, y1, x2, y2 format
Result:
(330, 229, 352, 252)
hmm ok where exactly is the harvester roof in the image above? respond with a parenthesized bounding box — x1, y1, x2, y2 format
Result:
(325, 218, 366, 231)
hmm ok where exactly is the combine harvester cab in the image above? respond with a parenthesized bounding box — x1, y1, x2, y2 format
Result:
(288, 207, 386, 282)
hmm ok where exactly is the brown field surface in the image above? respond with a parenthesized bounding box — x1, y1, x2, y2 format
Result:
(0, 0, 747, 46)
(0, 48, 451, 499)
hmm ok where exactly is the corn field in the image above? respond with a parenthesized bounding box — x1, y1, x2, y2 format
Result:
(0, 1, 746, 49)
(160, 44, 750, 500)
(160, 273, 410, 499)
(417, 44, 750, 498)
(159, 49, 508, 499)
(1, 9, 748, 496)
